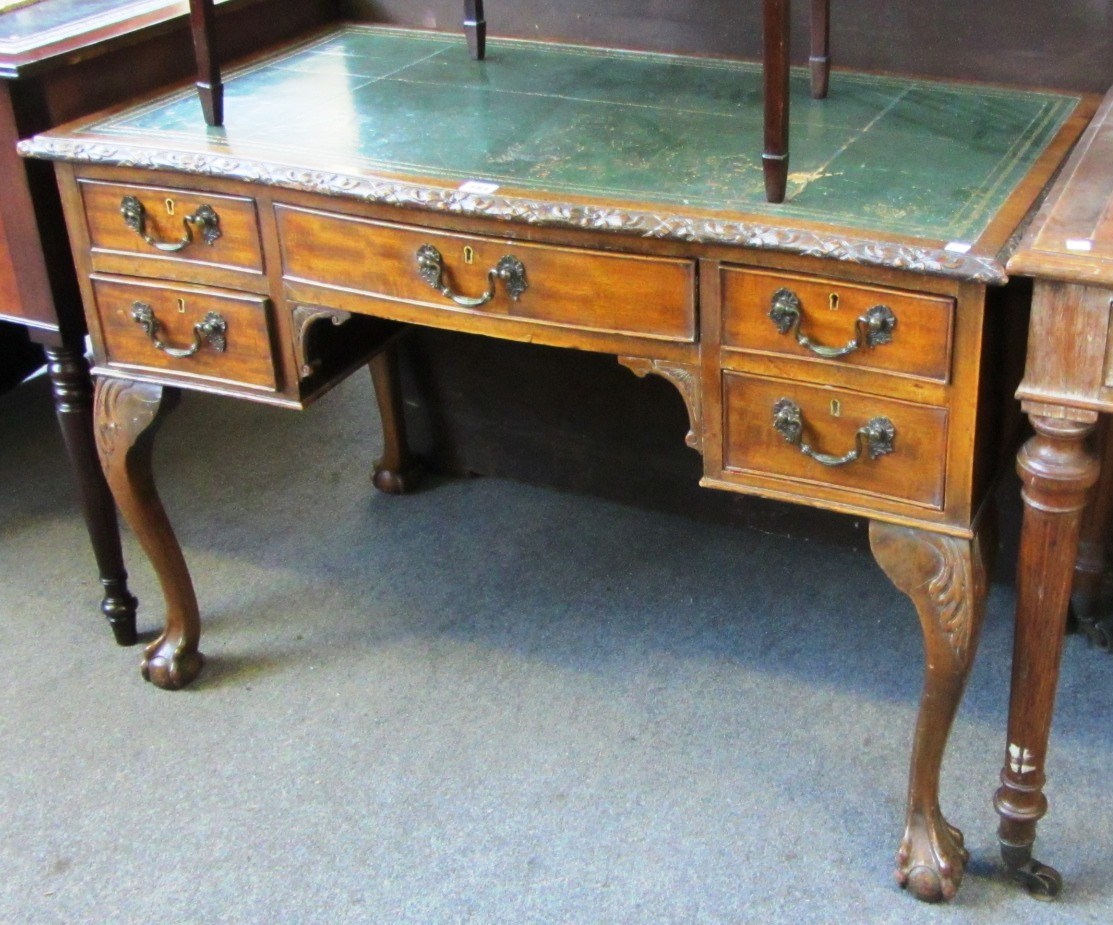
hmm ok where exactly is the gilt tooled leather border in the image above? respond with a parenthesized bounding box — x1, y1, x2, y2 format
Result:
(17, 137, 1009, 284)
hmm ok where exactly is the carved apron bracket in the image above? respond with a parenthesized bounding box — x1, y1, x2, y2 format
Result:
(617, 357, 703, 453)
(291, 305, 353, 378)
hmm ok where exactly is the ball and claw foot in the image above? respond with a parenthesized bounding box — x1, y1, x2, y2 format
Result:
(141, 639, 204, 690)
(103, 584, 139, 646)
(372, 461, 422, 495)
(1001, 843, 1063, 899)
(896, 813, 969, 902)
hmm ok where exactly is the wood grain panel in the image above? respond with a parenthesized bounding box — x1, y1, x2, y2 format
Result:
(0, 205, 19, 319)
(1017, 282, 1111, 416)
(81, 179, 263, 278)
(276, 204, 696, 342)
(92, 274, 275, 390)
(721, 266, 954, 381)
(721, 372, 948, 509)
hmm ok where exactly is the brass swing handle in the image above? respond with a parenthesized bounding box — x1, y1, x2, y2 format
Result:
(120, 195, 222, 253)
(415, 244, 528, 307)
(772, 398, 896, 468)
(131, 301, 227, 359)
(768, 288, 897, 358)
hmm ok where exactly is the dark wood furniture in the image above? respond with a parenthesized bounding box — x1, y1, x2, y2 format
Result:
(184, 0, 831, 203)
(0, 0, 334, 644)
(759, 0, 831, 202)
(994, 83, 1113, 898)
(22, 26, 1091, 901)
(0, 0, 193, 646)
(188, 0, 221, 126)
(1069, 419, 1113, 645)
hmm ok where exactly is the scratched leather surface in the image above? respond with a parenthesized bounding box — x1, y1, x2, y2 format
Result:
(82, 25, 1079, 243)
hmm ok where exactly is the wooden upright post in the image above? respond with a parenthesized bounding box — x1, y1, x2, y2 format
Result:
(189, 0, 223, 126)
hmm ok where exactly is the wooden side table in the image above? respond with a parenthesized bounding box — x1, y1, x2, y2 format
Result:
(996, 83, 1113, 897)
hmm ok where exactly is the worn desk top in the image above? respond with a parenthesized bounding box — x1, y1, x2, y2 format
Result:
(1008, 85, 1113, 287)
(21, 25, 1093, 282)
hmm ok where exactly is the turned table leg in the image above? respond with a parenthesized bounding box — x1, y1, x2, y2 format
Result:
(994, 415, 1099, 897)
(94, 378, 203, 690)
(1071, 416, 1113, 644)
(44, 345, 138, 645)
(369, 346, 421, 495)
(763, 0, 790, 203)
(871, 519, 990, 902)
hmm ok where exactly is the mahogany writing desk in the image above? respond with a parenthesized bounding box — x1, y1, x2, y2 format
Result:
(21, 26, 1092, 901)
(994, 83, 1113, 898)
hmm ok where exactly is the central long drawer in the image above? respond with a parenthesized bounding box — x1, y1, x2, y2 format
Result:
(275, 204, 697, 343)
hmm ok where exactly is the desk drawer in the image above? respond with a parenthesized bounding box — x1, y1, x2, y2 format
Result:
(91, 276, 276, 391)
(721, 372, 948, 509)
(721, 267, 954, 381)
(277, 205, 696, 342)
(80, 180, 263, 278)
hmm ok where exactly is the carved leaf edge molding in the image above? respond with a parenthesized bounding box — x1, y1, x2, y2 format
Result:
(924, 533, 976, 659)
(870, 523, 985, 662)
(19, 139, 1008, 284)
(93, 377, 162, 464)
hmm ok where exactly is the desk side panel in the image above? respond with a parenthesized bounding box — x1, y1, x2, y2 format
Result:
(1018, 281, 1113, 419)
(0, 79, 56, 331)
(0, 192, 20, 321)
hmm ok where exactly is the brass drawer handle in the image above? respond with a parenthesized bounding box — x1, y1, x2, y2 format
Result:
(772, 398, 895, 468)
(120, 195, 222, 252)
(768, 288, 896, 358)
(131, 300, 227, 359)
(415, 244, 527, 307)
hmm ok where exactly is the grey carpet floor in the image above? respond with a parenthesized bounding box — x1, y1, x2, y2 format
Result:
(1, 368, 1111, 925)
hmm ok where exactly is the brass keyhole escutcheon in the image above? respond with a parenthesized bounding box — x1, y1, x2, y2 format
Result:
(463, 245, 475, 265)
(165, 198, 176, 216)
(177, 298, 187, 314)
(828, 293, 840, 311)
(830, 399, 842, 417)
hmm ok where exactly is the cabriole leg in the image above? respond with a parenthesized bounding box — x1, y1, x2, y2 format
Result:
(94, 377, 203, 690)
(870, 519, 990, 902)
(369, 347, 420, 495)
(995, 415, 1099, 898)
(44, 345, 138, 645)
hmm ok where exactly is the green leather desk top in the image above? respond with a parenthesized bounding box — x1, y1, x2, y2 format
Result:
(21, 25, 1089, 282)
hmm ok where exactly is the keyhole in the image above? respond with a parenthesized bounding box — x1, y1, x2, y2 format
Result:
(463, 246, 475, 265)
(830, 399, 842, 417)
(177, 298, 186, 314)
(165, 198, 176, 216)
(828, 293, 840, 311)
